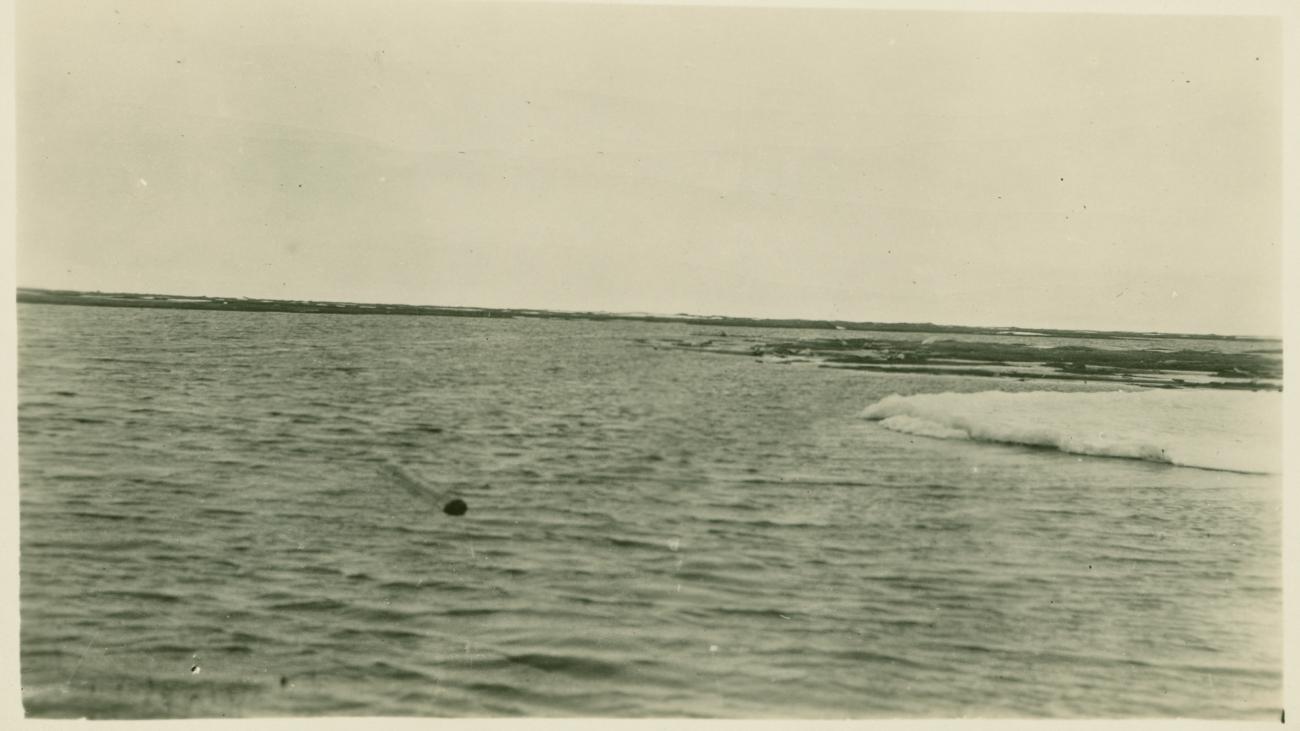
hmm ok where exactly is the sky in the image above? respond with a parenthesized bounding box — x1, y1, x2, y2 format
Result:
(15, 0, 1284, 335)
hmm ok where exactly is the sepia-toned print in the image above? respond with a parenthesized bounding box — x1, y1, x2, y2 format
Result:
(14, 0, 1284, 719)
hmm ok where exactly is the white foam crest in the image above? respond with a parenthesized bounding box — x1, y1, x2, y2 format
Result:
(862, 389, 1281, 474)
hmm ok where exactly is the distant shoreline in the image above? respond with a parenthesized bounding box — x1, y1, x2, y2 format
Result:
(15, 287, 1276, 343)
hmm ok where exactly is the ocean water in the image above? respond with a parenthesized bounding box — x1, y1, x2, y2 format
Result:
(18, 304, 1282, 718)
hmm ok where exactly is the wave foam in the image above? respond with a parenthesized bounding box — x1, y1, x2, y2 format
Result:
(862, 389, 1280, 473)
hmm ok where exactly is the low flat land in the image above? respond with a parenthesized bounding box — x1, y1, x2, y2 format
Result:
(13, 288, 1274, 339)
(18, 287, 1280, 390)
(643, 333, 1281, 391)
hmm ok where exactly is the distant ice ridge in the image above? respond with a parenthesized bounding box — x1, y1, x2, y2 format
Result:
(862, 389, 1281, 473)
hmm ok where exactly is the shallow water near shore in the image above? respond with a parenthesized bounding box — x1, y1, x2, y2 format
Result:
(18, 304, 1282, 718)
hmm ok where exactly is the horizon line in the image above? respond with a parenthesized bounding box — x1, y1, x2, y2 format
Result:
(14, 285, 1282, 341)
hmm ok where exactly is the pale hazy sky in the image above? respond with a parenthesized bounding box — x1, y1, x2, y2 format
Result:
(16, 0, 1283, 335)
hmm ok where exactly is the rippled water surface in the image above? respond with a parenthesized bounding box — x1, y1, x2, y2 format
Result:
(18, 304, 1282, 718)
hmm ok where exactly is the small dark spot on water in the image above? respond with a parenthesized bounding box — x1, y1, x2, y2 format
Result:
(444, 499, 468, 516)
(280, 676, 288, 688)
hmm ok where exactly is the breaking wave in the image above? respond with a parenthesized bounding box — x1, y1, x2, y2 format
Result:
(862, 389, 1281, 474)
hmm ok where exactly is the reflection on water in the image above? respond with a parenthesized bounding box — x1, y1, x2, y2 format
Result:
(18, 305, 1281, 718)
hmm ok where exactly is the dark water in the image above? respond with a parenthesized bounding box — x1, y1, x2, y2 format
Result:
(18, 304, 1281, 718)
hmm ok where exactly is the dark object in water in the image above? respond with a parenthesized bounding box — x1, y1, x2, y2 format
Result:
(443, 499, 468, 516)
